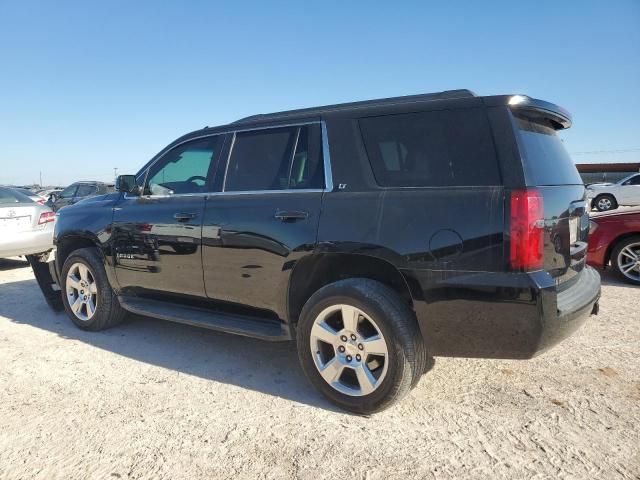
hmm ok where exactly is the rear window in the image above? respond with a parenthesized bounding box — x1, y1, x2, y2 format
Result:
(514, 115, 582, 186)
(0, 187, 33, 204)
(359, 108, 500, 187)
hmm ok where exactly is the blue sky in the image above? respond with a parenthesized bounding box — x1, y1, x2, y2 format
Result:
(0, 0, 638, 186)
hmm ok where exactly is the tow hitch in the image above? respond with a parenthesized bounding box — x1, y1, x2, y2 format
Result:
(26, 250, 64, 312)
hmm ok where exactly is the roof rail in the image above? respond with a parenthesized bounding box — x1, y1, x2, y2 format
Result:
(232, 89, 476, 124)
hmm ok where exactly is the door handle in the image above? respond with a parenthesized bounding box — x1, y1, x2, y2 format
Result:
(174, 212, 197, 222)
(274, 210, 308, 221)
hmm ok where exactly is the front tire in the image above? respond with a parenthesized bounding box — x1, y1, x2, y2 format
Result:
(594, 194, 617, 212)
(611, 236, 640, 285)
(296, 279, 427, 414)
(61, 247, 127, 330)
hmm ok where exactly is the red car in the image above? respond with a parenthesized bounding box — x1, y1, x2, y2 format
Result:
(588, 208, 640, 285)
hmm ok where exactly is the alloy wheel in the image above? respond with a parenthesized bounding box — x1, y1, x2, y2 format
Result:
(617, 242, 640, 282)
(309, 304, 389, 396)
(66, 262, 98, 321)
(597, 197, 613, 211)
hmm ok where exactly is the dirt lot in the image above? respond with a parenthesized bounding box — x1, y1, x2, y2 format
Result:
(0, 259, 638, 480)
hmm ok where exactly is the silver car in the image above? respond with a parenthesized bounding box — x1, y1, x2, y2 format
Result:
(0, 187, 55, 258)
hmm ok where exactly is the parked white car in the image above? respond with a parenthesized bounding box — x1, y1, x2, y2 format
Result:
(587, 173, 640, 211)
(0, 187, 55, 258)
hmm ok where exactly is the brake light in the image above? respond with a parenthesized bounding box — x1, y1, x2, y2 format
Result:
(509, 189, 544, 271)
(37, 199, 46, 205)
(38, 211, 55, 225)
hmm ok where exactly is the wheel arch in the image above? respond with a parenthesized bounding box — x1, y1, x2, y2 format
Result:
(287, 253, 416, 326)
(55, 232, 103, 277)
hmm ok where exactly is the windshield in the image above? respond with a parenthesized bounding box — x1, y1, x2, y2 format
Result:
(514, 114, 583, 186)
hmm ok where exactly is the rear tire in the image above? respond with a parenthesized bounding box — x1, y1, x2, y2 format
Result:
(594, 194, 617, 212)
(611, 236, 640, 285)
(61, 247, 127, 330)
(296, 278, 428, 414)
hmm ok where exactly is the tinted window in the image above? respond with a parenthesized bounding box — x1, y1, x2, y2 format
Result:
(359, 108, 500, 187)
(289, 125, 324, 189)
(515, 115, 582, 186)
(75, 184, 97, 197)
(225, 125, 323, 192)
(146, 136, 222, 195)
(58, 185, 77, 199)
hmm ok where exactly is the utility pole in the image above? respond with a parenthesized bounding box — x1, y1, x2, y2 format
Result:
(113, 167, 118, 179)
(39, 171, 42, 187)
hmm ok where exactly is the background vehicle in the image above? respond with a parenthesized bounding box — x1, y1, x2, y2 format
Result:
(0, 187, 55, 258)
(9, 186, 46, 204)
(588, 208, 640, 285)
(47, 181, 114, 211)
(587, 173, 640, 211)
(29, 91, 599, 414)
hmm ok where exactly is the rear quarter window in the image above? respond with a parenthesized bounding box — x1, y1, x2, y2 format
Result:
(514, 115, 583, 186)
(359, 108, 501, 187)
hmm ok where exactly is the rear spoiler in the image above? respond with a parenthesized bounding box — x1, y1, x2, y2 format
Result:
(506, 95, 572, 130)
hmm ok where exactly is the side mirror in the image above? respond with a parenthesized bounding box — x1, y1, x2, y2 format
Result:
(115, 175, 140, 195)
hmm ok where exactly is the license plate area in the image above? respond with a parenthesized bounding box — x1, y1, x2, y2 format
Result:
(0, 216, 31, 231)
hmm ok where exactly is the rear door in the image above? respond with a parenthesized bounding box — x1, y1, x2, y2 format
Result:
(618, 174, 640, 205)
(202, 123, 325, 318)
(513, 113, 587, 284)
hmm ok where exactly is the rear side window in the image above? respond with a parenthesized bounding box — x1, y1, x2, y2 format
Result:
(514, 115, 582, 186)
(359, 108, 500, 187)
(224, 125, 323, 192)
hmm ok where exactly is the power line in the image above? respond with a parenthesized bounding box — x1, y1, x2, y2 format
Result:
(571, 148, 640, 155)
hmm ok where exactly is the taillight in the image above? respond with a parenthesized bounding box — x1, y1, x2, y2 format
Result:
(37, 199, 46, 205)
(38, 211, 55, 225)
(509, 189, 544, 271)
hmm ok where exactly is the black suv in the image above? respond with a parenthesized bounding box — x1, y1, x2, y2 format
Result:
(30, 90, 600, 413)
(47, 181, 114, 211)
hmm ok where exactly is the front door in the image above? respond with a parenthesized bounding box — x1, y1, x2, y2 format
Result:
(112, 135, 225, 297)
(619, 174, 640, 205)
(202, 123, 325, 318)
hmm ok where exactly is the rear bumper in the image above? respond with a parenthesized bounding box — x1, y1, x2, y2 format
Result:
(0, 227, 54, 258)
(406, 266, 600, 359)
(536, 266, 600, 355)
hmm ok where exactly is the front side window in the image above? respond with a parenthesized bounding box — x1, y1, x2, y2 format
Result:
(224, 125, 323, 192)
(623, 174, 640, 186)
(359, 108, 500, 187)
(146, 136, 222, 195)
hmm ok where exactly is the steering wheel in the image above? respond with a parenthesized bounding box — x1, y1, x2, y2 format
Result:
(186, 175, 207, 185)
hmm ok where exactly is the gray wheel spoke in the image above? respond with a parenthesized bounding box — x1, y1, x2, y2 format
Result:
(319, 358, 344, 384)
(86, 298, 96, 317)
(362, 335, 387, 356)
(311, 321, 339, 345)
(71, 297, 83, 313)
(354, 365, 377, 395)
(621, 247, 638, 261)
(341, 305, 359, 332)
(88, 282, 98, 294)
(67, 275, 81, 290)
(621, 262, 636, 273)
(78, 264, 89, 281)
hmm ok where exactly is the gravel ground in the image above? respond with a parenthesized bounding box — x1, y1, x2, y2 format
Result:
(0, 258, 638, 479)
